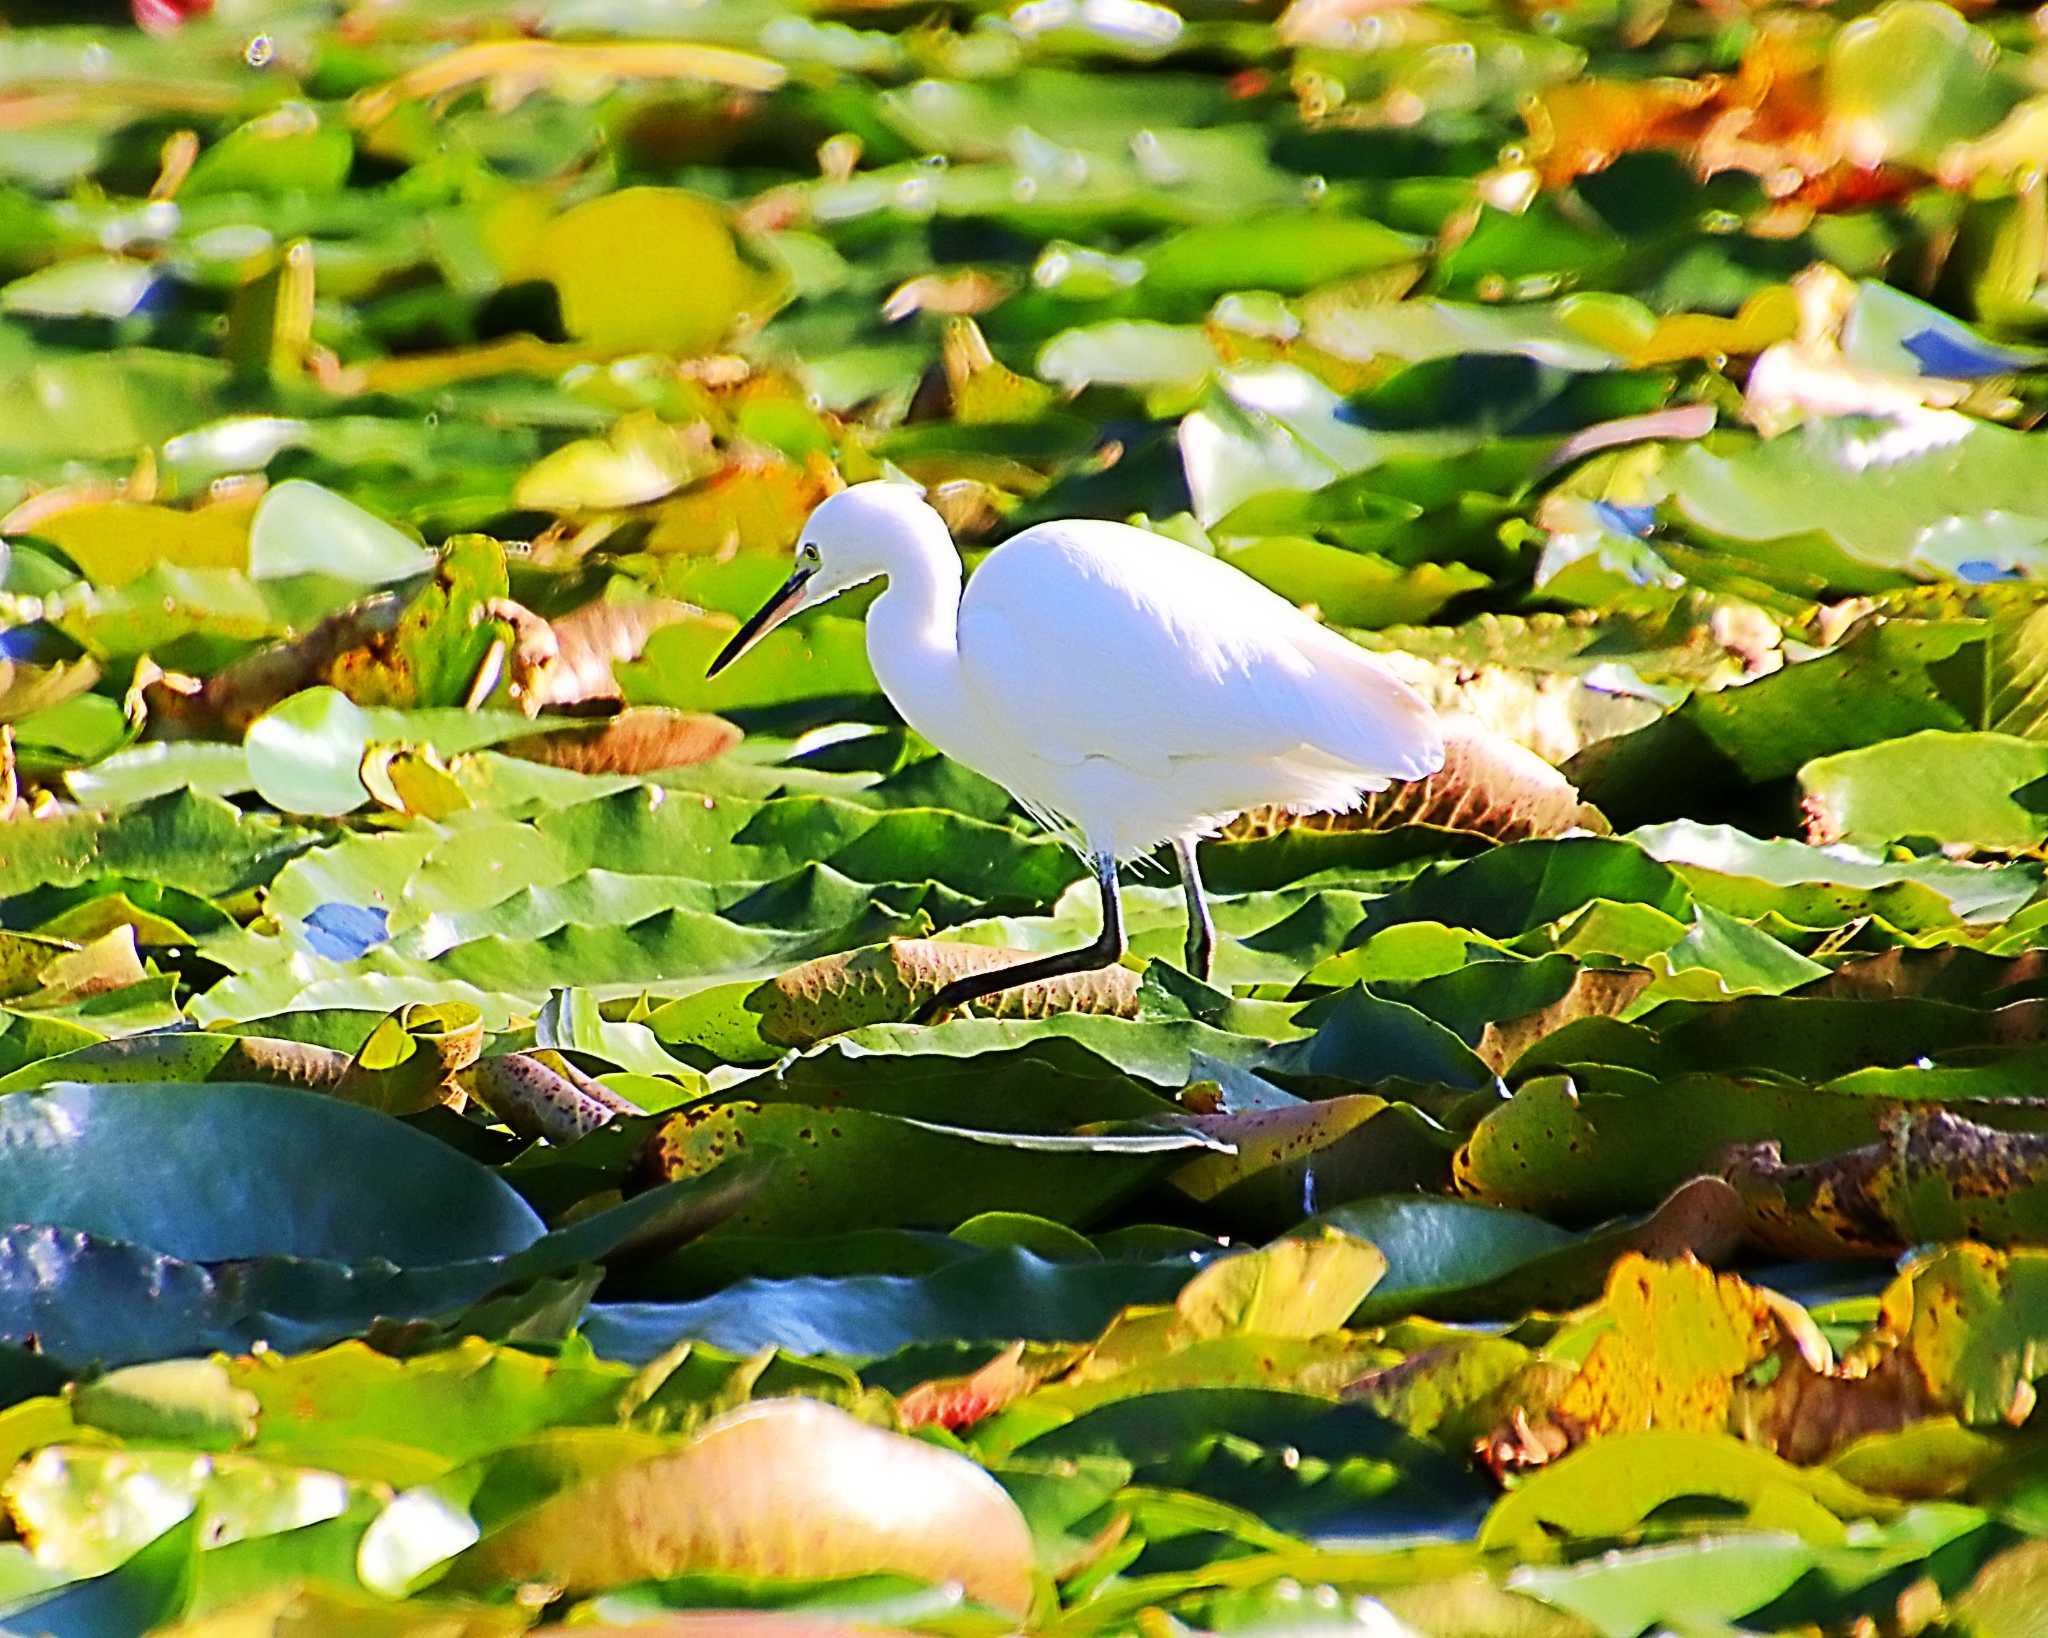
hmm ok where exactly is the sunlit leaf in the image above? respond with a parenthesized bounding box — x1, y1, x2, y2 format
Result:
(443, 1399, 1036, 1614)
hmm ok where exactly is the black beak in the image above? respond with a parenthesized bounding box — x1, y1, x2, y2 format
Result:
(706, 567, 815, 678)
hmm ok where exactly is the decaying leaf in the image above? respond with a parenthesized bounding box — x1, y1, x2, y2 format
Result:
(1739, 1244, 2048, 1464)
(752, 939, 1142, 1045)
(10, 926, 150, 1009)
(460, 1051, 642, 1144)
(1722, 1107, 2048, 1258)
(1352, 1334, 1560, 1450)
(1471, 1243, 2048, 1476)
(1479, 965, 1653, 1074)
(1224, 716, 1607, 845)
(1523, 74, 1728, 190)
(227, 1035, 355, 1092)
(1479, 1252, 1831, 1479)
(1548, 1253, 1798, 1434)
(339, 1002, 486, 1117)
(162, 593, 402, 733)
(512, 597, 702, 710)
(1518, 17, 1931, 203)
(882, 269, 1015, 322)
(503, 707, 740, 775)
(1791, 945, 2048, 1004)
(1169, 1094, 1398, 1211)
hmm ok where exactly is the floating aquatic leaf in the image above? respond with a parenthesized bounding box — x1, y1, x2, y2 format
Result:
(754, 939, 1141, 1045)
(442, 1399, 1036, 1613)
(7, 0, 2048, 1628)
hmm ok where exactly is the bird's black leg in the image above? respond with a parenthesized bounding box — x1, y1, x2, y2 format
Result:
(1173, 835, 1215, 981)
(913, 850, 1124, 1024)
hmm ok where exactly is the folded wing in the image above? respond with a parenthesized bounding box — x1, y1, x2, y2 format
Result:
(957, 522, 1442, 783)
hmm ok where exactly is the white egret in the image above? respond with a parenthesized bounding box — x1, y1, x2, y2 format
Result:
(708, 482, 1444, 1020)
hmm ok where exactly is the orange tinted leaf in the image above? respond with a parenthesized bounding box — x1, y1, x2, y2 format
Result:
(444, 1399, 1037, 1616)
(899, 1341, 1077, 1431)
(504, 709, 740, 776)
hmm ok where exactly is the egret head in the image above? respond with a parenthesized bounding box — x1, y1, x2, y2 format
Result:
(706, 482, 944, 677)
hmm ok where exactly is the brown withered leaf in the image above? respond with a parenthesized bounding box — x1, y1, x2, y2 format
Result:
(1466, 1240, 2048, 1479)
(1722, 1108, 2048, 1259)
(443, 1399, 1035, 1616)
(161, 592, 402, 733)
(1790, 946, 2048, 1005)
(13, 927, 150, 1010)
(1524, 74, 1725, 189)
(228, 1035, 354, 1092)
(497, 595, 701, 712)
(1479, 965, 1654, 1075)
(752, 939, 1142, 1046)
(924, 478, 1008, 541)
(504, 708, 740, 775)
(326, 535, 508, 711)
(1738, 1244, 2048, 1465)
(335, 1001, 486, 1117)
(1474, 1243, 2048, 1475)
(1224, 716, 1606, 845)
(460, 1051, 639, 1144)
(529, 1048, 647, 1119)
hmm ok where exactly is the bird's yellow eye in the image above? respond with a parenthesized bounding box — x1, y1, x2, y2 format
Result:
(800, 542, 821, 566)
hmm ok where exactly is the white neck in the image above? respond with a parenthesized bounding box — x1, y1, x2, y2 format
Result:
(862, 516, 975, 757)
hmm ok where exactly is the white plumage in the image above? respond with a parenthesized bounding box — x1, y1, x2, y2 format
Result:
(956, 518, 1441, 857)
(708, 481, 1444, 1017)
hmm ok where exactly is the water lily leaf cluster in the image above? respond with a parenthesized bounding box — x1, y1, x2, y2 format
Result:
(10, 0, 2048, 1630)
